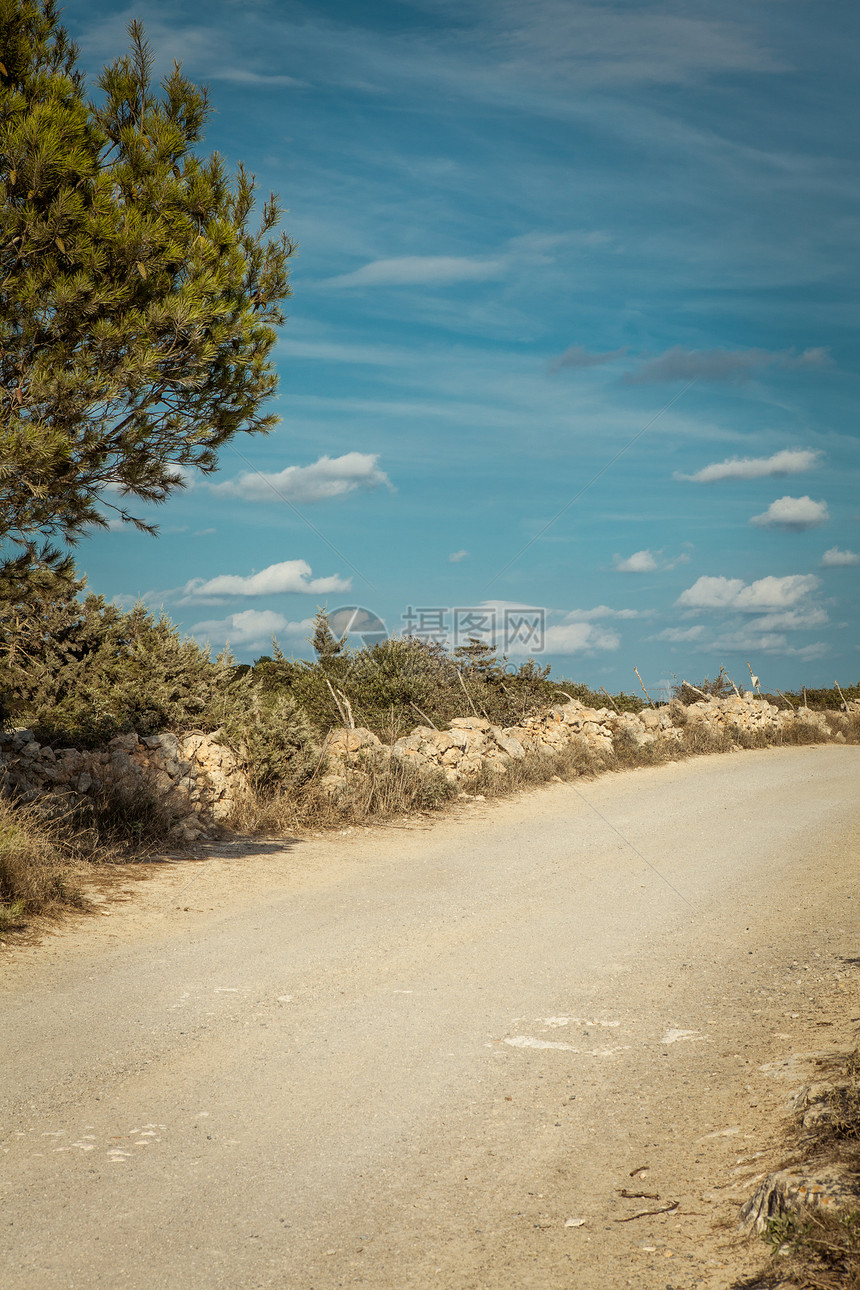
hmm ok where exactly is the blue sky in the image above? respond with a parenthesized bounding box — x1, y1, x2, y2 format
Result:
(66, 0, 858, 694)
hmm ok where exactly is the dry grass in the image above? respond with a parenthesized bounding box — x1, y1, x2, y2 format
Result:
(68, 781, 180, 856)
(0, 795, 85, 928)
(228, 753, 457, 835)
(0, 781, 180, 929)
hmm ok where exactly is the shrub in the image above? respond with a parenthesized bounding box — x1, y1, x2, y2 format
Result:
(218, 686, 319, 793)
(0, 571, 235, 745)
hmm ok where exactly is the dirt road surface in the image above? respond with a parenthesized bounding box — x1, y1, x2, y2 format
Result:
(2, 746, 859, 1289)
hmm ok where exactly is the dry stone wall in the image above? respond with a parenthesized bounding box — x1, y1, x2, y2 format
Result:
(0, 729, 246, 843)
(321, 694, 849, 796)
(1, 695, 851, 838)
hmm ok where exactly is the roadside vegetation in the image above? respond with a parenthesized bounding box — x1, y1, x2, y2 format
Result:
(2, 586, 858, 929)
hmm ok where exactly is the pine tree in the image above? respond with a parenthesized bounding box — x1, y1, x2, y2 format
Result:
(310, 606, 346, 668)
(0, 1, 294, 578)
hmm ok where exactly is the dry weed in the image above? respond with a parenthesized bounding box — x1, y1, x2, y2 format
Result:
(0, 796, 85, 927)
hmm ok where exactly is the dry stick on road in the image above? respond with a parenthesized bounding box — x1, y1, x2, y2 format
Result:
(616, 1201, 679, 1223)
(633, 667, 655, 707)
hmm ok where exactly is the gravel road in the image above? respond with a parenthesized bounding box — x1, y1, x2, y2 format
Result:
(2, 745, 859, 1290)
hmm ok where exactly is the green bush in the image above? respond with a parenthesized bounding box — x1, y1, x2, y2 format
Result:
(218, 686, 319, 792)
(0, 570, 235, 745)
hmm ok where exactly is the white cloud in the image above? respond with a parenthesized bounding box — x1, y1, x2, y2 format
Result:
(540, 622, 621, 655)
(614, 549, 658, 573)
(322, 255, 506, 289)
(212, 452, 393, 504)
(675, 448, 821, 483)
(191, 611, 314, 653)
(613, 549, 690, 573)
(448, 549, 469, 563)
(677, 574, 820, 612)
(749, 495, 829, 530)
(746, 608, 829, 632)
(821, 546, 860, 567)
(707, 629, 829, 659)
(182, 560, 351, 600)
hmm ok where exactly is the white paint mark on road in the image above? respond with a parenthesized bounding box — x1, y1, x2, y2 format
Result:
(505, 1036, 580, 1051)
(541, 1016, 621, 1029)
(661, 1028, 706, 1045)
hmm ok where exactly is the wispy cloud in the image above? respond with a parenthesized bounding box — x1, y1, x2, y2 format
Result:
(749, 495, 829, 530)
(675, 448, 821, 483)
(677, 573, 819, 612)
(548, 344, 626, 373)
(182, 560, 351, 601)
(448, 549, 469, 563)
(653, 625, 705, 643)
(562, 605, 644, 621)
(821, 546, 860, 568)
(321, 255, 507, 289)
(746, 608, 828, 632)
(625, 346, 832, 385)
(706, 630, 829, 659)
(212, 453, 394, 504)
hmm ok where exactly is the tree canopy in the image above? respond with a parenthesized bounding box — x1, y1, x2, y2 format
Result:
(0, 0, 294, 581)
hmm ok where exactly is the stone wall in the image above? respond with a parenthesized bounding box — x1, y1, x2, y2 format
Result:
(321, 694, 851, 795)
(0, 729, 246, 843)
(1, 695, 852, 838)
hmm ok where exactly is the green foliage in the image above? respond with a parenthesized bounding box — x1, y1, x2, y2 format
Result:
(781, 683, 860, 711)
(0, 2, 294, 579)
(309, 606, 347, 669)
(0, 570, 234, 744)
(250, 635, 570, 740)
(218, 685, 318, 793)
